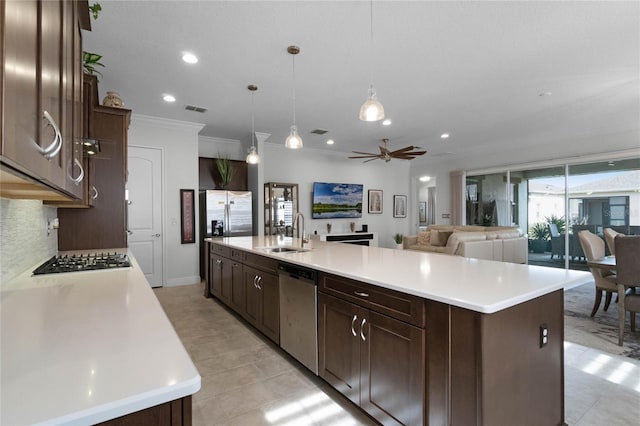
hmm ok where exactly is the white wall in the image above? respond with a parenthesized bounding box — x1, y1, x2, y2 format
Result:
(263, 144, 411, 248)
(128, 115, 204, 286)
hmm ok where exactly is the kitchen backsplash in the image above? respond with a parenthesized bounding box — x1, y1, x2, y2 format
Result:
(0, 199, 58, 284)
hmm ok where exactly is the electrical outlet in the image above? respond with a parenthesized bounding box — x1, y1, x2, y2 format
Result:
(540, 324, 548, 348)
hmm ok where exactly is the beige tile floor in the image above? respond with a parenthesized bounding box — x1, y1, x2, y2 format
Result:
(155, 283, 640, 426)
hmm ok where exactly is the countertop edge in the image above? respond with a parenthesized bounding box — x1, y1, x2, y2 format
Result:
(50, 375, 202, 426)
(207, 237, 592, 313)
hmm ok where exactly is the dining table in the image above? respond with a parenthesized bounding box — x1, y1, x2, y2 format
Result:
(586, 255, 616, 271)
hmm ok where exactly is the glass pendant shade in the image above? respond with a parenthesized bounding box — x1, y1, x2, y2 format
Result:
(246, 145, 259, 164)
(285, 124, 303, 149)
(359, 85, 385, 122)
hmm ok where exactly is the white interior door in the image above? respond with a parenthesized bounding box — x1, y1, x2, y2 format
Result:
(127, 146, 163, 287)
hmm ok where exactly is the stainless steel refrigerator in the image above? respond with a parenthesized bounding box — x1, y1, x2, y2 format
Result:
(203, 190, 253, 237)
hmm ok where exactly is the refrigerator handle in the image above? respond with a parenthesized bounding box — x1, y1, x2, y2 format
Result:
(224, 203, 230, 236)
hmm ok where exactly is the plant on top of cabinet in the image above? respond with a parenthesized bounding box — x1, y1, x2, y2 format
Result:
(216, 156, 234, 189)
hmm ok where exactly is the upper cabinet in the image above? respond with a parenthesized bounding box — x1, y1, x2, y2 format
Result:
(0, 0, 89, 200)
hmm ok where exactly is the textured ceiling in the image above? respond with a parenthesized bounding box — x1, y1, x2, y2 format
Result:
(84, 1, 640, 166)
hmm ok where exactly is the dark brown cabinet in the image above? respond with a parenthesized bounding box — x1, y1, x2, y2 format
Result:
(318, 292, 424, 426)
(207, 243, 245, 316)
(243, 265, 279, 344)
(57, 104, 131, 250)
(206, 243, 279, 344)
(1, 0, 89, 200)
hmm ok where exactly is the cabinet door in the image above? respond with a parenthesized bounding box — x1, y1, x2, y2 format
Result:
(244, 266, 261, 325)
(209, 254, 223, 299)
(258, 271, 279, 344)
(360, 310, 425, 426)
(229, 261, 245, 314)
(39, 0, 66, 187)
(219, 257, 233, 305)
(1, 0, 40, 172)
(243, 266, 279, 344)
(318, 292, 362, 406)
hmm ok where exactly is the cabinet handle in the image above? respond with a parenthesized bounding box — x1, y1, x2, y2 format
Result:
(253, 275, 258, 289)
(354, 291, 369, 298)
(39, 110, 61, 157)
(360, 318, 367, 342)
(72, 157, 85, 184)
(351, 314, 358, 337)
(216, 259, 222, 264)
(257, 276, 263, 290)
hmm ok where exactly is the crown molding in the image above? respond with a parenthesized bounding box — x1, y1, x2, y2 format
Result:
(131, 114, 205, 133)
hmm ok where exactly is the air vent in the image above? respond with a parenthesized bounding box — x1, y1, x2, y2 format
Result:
(185, 105, 208, 113)
(310, 129, 328, 135)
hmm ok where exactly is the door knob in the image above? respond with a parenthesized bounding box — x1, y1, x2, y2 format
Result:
(153, 233, 161, 237)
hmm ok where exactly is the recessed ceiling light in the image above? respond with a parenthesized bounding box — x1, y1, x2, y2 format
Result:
(182, 52, 198, 64)
(382, 119, 392, 126)
(419, 176, 431, 182)
(163, 94, 176, 103)
(326, 139, 335, 145)
(608, 161, 615, 166)
(440, 133, 450, 139)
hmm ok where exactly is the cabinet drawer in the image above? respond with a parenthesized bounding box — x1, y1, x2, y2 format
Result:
(319, 272, 426, 328)
(242, 252, 279, 274)
(209, 242, 230, 257)
(229, 248, 245, 261)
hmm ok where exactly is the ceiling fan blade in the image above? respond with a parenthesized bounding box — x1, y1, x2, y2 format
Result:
(351, 151, 378, 155)
(349, 154, 381, 159)
(393, 150, 427, 157)
(363, 157, 380, 163)
(389, 146, 416, 155)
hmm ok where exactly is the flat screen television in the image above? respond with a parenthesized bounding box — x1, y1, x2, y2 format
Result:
(312, 182, 363, 219)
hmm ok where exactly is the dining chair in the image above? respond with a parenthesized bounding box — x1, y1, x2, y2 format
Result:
(614, 235, 640, 345)
(577, 230, 618, 317)
(603, 228, 622, 256)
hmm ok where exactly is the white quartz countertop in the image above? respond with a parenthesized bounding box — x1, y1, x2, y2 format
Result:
(209, 236, 591, 314)
(1, 250, 201, 425)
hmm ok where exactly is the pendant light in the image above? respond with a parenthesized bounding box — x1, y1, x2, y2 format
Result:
(246, 85, 260, 164)
(285, 45, 303, 149)
(359, 0, 385, 122)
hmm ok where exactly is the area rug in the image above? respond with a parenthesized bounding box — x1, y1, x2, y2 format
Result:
(564, 283, 640, 360)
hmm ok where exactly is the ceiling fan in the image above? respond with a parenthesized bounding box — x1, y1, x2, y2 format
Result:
(348, 139, 427, 163)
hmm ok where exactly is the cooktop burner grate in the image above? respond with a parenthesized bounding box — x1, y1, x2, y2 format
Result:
(33, 252, 131, 275)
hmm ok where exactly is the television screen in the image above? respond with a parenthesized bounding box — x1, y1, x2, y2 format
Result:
(312, 182, 363, 219)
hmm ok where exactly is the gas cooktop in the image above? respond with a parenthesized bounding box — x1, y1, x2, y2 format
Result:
(33, 252, 131, 275)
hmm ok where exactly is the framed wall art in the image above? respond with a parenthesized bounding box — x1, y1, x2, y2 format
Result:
(368, 189, 383, 214)
(180, 189, 195, 244)
(394, 195, 407, 218)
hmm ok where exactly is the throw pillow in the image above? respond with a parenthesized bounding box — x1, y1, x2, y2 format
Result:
(417, 231, 430, 245)
(431, 230, 453, 246)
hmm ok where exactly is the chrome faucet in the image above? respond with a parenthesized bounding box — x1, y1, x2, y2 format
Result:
(293, 212, 309, 247)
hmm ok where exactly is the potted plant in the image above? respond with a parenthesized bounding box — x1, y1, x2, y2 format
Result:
(393, 233, 404, 249)
(215, 157, 233, 189)
(528, 222, 548, 253)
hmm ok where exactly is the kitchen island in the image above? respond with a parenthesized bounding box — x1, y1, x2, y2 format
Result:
(1, 251, 200, 425)
(207, 236, 589, 426)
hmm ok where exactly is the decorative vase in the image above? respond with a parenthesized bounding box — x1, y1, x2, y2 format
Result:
(350, 222, 355, 232)
(103, 91, 124, 108)
(326, 223, 332, 234)
(396, 243, 404, 250)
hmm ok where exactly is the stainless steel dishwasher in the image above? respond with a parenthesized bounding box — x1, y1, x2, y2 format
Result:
(278, 262, 318, 375)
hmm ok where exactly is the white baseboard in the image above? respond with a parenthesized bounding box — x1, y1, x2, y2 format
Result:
(165, 276, 202, 287)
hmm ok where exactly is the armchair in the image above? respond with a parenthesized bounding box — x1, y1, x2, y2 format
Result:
(603, 228, 622, 256)
(613, 235, 640, 345)
(578, 230, 618, 317)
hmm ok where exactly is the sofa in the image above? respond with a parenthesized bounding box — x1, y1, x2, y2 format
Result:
(403, 225, 528, 264)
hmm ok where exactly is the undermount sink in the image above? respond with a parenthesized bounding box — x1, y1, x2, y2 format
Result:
(258, 246, 311, 254)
